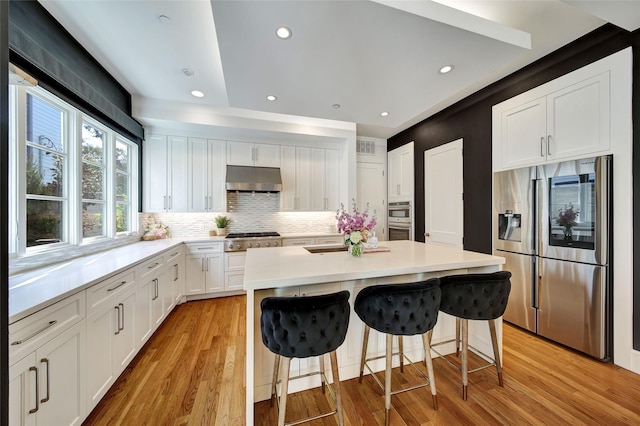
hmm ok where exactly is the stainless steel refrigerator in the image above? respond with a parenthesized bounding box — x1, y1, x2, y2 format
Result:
(493, 155, 611, 360)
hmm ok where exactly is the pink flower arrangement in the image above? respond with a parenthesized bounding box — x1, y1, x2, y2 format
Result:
(556, 204, 579, 228)
(336, 200, 377, 246)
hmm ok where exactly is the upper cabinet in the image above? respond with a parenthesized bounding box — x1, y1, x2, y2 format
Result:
(494, 72, 610, 170)
(226, 141, 280, 167)
(188, 138, 226, 212)
(489, 46, 637, 173)
(143, 135, 188, 212)
(388, 142, 414, 202)
(281, 145, 341, 212)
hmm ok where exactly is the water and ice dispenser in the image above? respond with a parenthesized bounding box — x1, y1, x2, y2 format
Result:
(498, 210, 522, 242)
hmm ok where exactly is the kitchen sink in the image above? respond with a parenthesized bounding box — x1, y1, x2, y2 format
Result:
(304, 245, 348, 254)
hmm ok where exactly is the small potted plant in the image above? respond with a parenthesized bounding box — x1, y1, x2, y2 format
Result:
(215, 215, 231, 236)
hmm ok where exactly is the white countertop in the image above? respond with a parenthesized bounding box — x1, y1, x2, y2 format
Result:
(244, 240, 505, 290)
(9, 238, 188, 323)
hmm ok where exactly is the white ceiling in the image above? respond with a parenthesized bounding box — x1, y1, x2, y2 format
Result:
(39, 0, 638, 140)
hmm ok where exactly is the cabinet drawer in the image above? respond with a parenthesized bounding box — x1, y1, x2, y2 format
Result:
(164, 245, 184, 263)
(139, 254, 165, 280)
(86, 270, 137, 311)
(225, 253, 246, 271)
(186, 243, 223, 254)
(9, 292, 85, 365)
(315, 236, 344, 245)
(282, 238, 313, 247)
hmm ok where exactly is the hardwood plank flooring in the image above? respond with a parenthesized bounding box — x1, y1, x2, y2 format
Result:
(83, 296, 640, 425)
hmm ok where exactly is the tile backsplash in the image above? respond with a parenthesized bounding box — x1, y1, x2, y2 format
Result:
(143, 191, 338, 237)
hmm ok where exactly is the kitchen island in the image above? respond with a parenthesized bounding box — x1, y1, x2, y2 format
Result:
(244, 240, 505, 424)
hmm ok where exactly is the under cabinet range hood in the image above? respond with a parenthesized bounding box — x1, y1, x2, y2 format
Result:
(225, 165, 283, 192)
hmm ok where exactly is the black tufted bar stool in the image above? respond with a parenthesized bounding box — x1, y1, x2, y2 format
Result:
(431, 271, 512, 401)
(354, 278, 441, 426)
(260, 290, 350, 426)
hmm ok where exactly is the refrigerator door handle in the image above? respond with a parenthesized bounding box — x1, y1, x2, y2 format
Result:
(532, 256, 539, 309)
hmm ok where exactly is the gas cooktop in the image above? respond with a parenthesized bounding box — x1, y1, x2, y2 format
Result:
(226, 232, 280, 239)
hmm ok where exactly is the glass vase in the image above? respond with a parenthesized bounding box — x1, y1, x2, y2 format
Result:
(563, 226, 573, 240)
(349, 242, 363, 257)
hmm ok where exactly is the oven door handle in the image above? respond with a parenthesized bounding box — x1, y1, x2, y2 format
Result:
(389, 223, 412, 230)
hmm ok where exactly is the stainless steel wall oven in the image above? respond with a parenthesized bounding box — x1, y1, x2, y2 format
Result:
(388, 201, 413, 240)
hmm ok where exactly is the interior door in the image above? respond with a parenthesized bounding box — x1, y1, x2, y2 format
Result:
(424, 139, 463, 247)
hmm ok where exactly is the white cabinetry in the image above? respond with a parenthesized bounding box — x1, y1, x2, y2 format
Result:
(143, 135, 188, 212)
(224, 252, 246, 291)
(282, 236, 344, 247)
(136, 255, 167, 347)
(185, 243, 224, 295)
(188, 138, 226, 212)
(165, 246, 185, 306)
(9, 294, 86, 426)
(494, 72, 610, 171)
(86, 271, 137, 412)
(310, 148, 340, 211)
(280, 145, 311, 211)
(282, 146, 340, 211)
(227, 141, 280, 167)
(388, 142, 414, 202)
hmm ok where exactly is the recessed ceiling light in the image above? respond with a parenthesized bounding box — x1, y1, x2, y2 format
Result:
(276, 26, 292, 39)
(439, 65, 454, 74)
(380, 111, 389, 117)
(182, 68, 194, 77)
(332, 104, 341, 109)
(158, 15, 172, 24)
(266, 95, 277, 101)
(191, 90, 204, 98)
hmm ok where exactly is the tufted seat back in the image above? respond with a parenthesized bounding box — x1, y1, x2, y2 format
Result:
(354, 278, 441, 336)
(439, 271, 512, 320)
(260, 290, 350, 359)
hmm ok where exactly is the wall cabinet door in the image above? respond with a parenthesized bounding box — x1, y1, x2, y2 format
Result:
(309, 148, 340, 211)
(388, 142, 414, 202)
(188, 138, 226, 212)
(143, 135, 188, 212)
(546, 72, 610, 161)
(227, 141, 279, 167)
(498, 97, 547, 170)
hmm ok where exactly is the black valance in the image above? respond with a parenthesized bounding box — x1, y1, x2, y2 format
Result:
(8, 0, 144, 143)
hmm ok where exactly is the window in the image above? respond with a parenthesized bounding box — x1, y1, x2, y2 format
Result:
(9, 85, 138, 258)
(25, 93, 67, 247)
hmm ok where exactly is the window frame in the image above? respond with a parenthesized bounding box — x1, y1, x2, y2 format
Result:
(9, 84, 139, 259)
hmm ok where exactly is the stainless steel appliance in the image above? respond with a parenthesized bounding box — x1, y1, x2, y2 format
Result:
(388, 201, 413, 240)
(493, 155, 611, 360)
(224, 232, 283, 252)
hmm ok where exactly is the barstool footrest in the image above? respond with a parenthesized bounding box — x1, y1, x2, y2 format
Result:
(430, 340, 498, 374)
(363, 352, 432, 397)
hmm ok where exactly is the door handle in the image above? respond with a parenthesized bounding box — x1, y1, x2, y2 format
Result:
(540, 137, 545, 157)
(547, 135, 552, 156)
(29, 366, 39, 413)
(424, 232, 430, 237)
(114, 305, 121, 335)
(40, 358, 50, 403)
(119, 303, 125, 332)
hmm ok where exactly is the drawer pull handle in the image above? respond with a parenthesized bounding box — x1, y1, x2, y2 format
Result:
(40, 358, 50, 403)
(29, 366, 39, 413)
(197, 247, 214, 250)
(170, 251, 179, 257)
(11, 320, 58, 345)
(147, 262, 160, 269)
(107, 281, 127, 292)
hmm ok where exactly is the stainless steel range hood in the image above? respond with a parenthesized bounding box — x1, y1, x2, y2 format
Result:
(225, 165, 282, 192)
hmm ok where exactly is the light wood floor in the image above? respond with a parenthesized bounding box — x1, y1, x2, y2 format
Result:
(83, 296, 640, 425)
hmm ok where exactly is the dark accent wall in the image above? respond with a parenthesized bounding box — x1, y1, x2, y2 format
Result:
(1, 1, 9, 423)
(389, 24, 639, 349)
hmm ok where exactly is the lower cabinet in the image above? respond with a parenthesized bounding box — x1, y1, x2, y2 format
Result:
(224, 252, 246, 292)
(282, 236, 344, 247)
(185, 243, 224, 295)
(86, 286, 137, 412)
(9, 321, 86, 426)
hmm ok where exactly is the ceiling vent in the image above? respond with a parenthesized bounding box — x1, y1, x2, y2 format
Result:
(356, 139, 376, 155)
